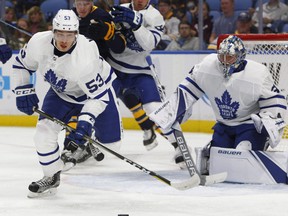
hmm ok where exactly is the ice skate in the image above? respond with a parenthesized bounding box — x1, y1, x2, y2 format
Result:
(27, 171, 61, 198)
(143, 128, 158, 151)
(75, 145, 92, 163)
(61, 146, 90, 172)
(61, 149, 77, 172)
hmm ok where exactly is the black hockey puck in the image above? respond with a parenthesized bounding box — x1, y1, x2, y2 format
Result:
(95, 152, 105, 161)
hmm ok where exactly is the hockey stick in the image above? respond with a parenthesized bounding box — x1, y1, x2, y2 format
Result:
(145, 55, 227, 185)
(0, 19, 33, 37)
(33, 108, 200, 190)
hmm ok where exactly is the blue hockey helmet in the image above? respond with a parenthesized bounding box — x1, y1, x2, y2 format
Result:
(217, 35, 246, 78)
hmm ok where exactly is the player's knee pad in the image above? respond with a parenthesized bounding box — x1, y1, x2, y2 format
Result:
(121, 89, 140, 109)
(236, 141, 252, 150)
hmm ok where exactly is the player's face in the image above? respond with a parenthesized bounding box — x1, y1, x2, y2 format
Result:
(75, 0, 93, 18)
(54, 31, 77, 52)
(133, 0, 150, 11)
(217, 53, 237, 66)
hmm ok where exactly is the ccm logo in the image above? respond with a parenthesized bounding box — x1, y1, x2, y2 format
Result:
(15, 88, 35, 95)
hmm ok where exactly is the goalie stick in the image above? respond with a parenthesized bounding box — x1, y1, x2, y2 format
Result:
(33, 108, 200, 190)
(145, 55, 227, 185)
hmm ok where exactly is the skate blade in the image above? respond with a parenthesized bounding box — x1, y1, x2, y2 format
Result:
(27, 188, 57, 199)
(144, 141, 158, 151)
(61, 162, 76, 173)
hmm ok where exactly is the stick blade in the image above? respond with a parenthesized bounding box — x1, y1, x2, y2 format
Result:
(200, 172, 227, 186)
(171, 174, 201, 190)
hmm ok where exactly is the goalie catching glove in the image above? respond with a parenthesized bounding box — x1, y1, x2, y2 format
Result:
(111, 6, 143, 31)
(251, 111, 286, 148)
(88, 19, 115, 41)
(14, 84, 39, 115)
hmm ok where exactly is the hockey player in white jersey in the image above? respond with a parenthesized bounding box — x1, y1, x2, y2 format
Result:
(150, 35, 288, 184)
(108, 0, 185, 167)
(11, 9, 122, 197)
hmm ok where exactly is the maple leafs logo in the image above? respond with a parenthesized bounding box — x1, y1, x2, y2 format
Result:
(44, 69, 67, 93)
(215, 90, 239, 120)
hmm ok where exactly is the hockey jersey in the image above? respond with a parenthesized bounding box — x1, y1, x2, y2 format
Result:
(180, 54, 287, 126)
(12, 31, 116, 117)
(107, 3, 165, 75)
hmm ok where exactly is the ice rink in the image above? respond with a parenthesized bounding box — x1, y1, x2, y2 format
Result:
(1, 126, 288, 216)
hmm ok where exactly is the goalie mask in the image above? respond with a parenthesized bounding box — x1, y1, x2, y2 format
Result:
(217, 35, 246, 78)
(52, 9, 79, 33)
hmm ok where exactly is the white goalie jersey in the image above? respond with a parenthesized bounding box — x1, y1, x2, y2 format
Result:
(150, 54, 287, 129)
(12, 31, 116, 117)
(107, 3, 164, 75)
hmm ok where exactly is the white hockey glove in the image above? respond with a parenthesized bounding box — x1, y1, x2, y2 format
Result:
(251, 112, 286, 148)
(149, 88, 194, 130)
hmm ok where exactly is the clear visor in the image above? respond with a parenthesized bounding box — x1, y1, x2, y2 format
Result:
(54, 31, 77, 42)
(217, 53, 237, 66)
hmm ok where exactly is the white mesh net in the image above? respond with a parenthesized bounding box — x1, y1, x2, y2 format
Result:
(218, 34, 288, 151)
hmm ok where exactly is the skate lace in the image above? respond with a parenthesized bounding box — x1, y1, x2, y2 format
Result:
(35, 176, 54, 187)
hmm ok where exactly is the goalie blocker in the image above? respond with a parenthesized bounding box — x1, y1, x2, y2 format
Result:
(196, 146, 288, 184)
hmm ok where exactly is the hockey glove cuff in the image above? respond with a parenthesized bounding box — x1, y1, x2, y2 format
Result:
(14, 84, 39, 115)
(111, 6, 143, 30)
(68, 120, 93, 146)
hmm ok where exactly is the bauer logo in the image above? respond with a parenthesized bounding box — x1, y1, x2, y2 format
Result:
(218, 149, 241, 156)
(0, 67, 10, 99)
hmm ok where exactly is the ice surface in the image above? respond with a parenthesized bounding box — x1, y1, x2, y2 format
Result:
(0, 127, 288, 216)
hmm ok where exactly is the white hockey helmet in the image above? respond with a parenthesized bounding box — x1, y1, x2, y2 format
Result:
(52, 9, 79, 32)
(217, 35, 246, 78)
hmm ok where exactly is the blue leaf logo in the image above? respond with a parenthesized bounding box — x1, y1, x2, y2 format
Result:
(215, 90, 239, 120)
(44, 69, 67, 93)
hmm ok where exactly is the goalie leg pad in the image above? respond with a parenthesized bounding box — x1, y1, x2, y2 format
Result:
(209, 147, 288, 184)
